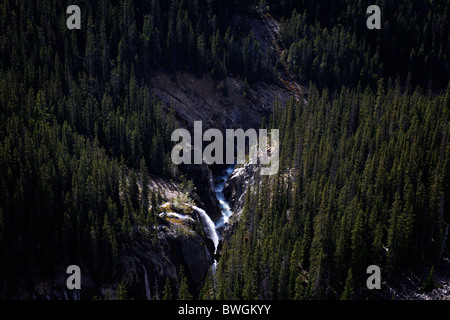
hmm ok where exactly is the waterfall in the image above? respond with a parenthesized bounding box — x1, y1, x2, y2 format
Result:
(192, 206, 219, 254)
(142, 263, 152, 300)
(192, 165, 234, 275)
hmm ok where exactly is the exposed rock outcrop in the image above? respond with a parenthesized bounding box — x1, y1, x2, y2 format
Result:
(16, 204, 215, 300)
(223, 163, 260, 217)
(180, 163, 222, 222)
(150, 71, 292, 132)
(120, 205, 215, 299)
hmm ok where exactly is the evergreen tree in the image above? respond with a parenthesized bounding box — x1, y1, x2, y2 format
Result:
(422, 266, 436, 292)
(178, 266, 193, 300)
(116, 281, 128, 300)
(163, 277, 173, 300)
(341, 269, 354, 300)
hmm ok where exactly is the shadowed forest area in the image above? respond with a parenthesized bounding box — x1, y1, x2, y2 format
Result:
(0, 0, 448, 300)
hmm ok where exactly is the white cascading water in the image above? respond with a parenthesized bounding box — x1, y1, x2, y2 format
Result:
(192, 206, 219, 254)
(190, 166, 235, 274)
(165, 212, 194, 221)
(214, 166, 235, 229)
(141, 263, 152, 300)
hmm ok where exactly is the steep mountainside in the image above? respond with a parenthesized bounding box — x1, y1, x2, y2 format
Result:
(0, 0, 448, 301)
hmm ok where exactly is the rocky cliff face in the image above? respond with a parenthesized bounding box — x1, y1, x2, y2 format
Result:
(223, 163, 260, 218)
(15, 204, 215, 300)
(52, 12, 298, 301)
(179, 163, 222, 222)
(150, 71, 292, 132)
(155, 66, 294, 225)
(117, 215, 214, 301)
(151, 10, 303, 226)
(2, 11, 303, 301)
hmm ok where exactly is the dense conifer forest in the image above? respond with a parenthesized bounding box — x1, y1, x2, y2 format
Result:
(213, 82, 450, 299)
(0, 0, 448, 300)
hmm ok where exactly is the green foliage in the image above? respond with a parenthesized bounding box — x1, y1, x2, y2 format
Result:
(0, 0, 184, 286)
(282, 11, 380, 90)
(341, 269, 354, 300)
(0, 0, 274, 288)
(422, 266, 437, 292)
(163, 277, 173, 300)
(215, 82, 450, 300)
(178, 266, 193, 300)
(200, 269, 216, 300)
(116, 281, 128, 300)
(211, 58, 227, 80)
(180, 177, 196, 195)
(275, 1, 449, 90)
(0, 0, 448, 301)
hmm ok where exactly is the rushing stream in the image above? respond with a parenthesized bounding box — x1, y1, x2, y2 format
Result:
(196, 165, 235, 273)
(213, 165, 235, 230)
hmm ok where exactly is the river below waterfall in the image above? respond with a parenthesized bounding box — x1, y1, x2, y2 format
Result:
(213, 165, 235, 232)
(206, 165, 234, 273)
